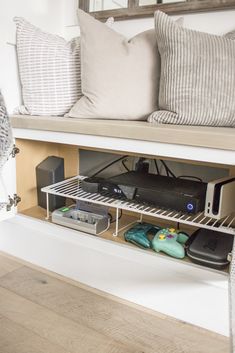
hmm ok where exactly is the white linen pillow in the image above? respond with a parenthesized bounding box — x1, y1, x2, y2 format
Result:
(14, 17, 82, 116)
(148, 11, 235, 127)
(69, 10, 182, 121)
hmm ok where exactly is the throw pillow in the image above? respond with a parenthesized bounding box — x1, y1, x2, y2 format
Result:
(68, 10, 179, 120)
(148, 11, 235, 127)
(14, 17, 82, 116)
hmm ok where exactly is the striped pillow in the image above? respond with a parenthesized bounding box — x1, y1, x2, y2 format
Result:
(14, 17, 82, 116)
(148, 11, 235, 127)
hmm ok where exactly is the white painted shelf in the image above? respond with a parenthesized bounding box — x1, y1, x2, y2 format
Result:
(42, 175, 235, 236)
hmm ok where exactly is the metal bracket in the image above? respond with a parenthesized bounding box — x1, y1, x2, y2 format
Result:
(7, 194, 21, 211)
(11, 145, 20, 158)
(113, 210, 143, 237)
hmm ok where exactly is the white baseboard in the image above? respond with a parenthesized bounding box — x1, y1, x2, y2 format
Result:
(0, 214, 229, 336)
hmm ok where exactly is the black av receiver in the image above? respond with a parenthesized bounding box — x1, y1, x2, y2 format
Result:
(81, 171, 207, 214)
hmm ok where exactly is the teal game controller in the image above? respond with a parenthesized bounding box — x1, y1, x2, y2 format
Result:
(124, 222, 161, 249)
(152, 228, 189, 259)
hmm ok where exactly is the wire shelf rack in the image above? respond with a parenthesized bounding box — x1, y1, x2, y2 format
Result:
(42, 175, 235, 236)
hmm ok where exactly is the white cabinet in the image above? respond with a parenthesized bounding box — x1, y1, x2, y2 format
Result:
(0, 122, 234, 336)
(0, 152, 17, 222)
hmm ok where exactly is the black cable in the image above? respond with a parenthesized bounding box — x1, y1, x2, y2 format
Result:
(154, 159, 160, 174)
(161, 159, 170, 177)
(160, 160, 176, 178)
(91, 155, 128, 178)
(178, 175, 203, 182)
(122, 159, 130, 172)
(158, 161, 202, 182)
(110, 209, 123, 224)
(157, 159, 203, 182)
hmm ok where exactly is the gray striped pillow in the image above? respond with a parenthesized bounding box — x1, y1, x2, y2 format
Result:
(14, 17, 82, 116)
(148, 11, 235, 127)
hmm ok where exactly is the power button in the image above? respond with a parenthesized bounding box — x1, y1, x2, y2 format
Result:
(187, 203, 194, 211)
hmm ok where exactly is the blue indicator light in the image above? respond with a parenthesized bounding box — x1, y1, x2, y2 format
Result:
(187, 203, 194, 211)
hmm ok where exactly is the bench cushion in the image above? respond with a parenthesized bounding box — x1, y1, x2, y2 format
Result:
(11, 115, 235, 151)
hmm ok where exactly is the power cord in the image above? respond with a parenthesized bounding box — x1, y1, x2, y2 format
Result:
(160, 159, 176, 178)
(108, 209, 123, 224)
(154, 159, 160, 174)
(91, 155, 202, 185)
(122, 159, 130, 172)
(155, 159, 203, 182)
(91, 155, 128, 178)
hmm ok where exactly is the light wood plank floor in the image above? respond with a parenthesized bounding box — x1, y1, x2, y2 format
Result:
(0, 252, 229, 353)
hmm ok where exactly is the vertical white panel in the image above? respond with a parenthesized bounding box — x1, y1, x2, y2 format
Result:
(0, 155, 16, 222)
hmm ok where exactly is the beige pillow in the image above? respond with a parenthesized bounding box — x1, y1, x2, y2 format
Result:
(68, 10, 159, 120)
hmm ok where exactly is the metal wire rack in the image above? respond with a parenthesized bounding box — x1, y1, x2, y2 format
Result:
(42, 175, 235, 236)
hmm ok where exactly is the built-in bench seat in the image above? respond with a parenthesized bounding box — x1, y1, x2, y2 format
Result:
(11, 115, 235, 151)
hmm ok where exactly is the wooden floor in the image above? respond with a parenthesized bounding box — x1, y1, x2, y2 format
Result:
(0, 253, 229, 353)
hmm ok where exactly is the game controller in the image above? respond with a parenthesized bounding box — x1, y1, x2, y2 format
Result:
(152, 228, 189, 259)
(124, 222, 161, 249)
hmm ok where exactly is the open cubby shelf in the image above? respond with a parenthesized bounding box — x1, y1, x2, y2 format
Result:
(42, 175, 235, 236)
(20, 205, 229, 275)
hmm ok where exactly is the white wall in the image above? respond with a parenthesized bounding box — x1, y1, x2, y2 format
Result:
(111, 9, 235, 37)
(65, 3, 235, 39)
(2, 0, 235, 112)
(0, 0, 65, 113)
